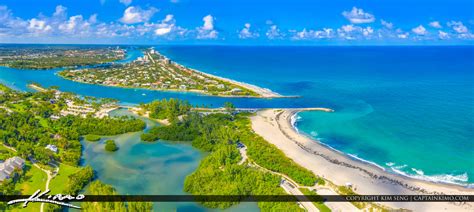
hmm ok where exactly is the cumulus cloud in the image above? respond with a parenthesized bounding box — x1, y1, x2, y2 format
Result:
(447, 21, 468, 33)
(27, 18, 53, 35)
(429, 21, 442, 28)
(119, 0, 132, 6)
(398, 32, 409, 39)
(412, 25, 427, 35)
(381, 20, 393, 29)
(438, 30, 449, 39)
(362, 26, 374, 36)
(266, 25, 283, 39)
(152, 14, 186, 37)
(120, 6, 158, 24)
(239, 23, 258, 39)
(53, 5, 67, 18)
(58, 15, 95, 36)
(292, 28, 334, 40)
(196, 14, 218, 39)
(342, 7, 375, 24)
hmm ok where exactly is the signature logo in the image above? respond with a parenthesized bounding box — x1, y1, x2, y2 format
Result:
(7, 189, 84, 209)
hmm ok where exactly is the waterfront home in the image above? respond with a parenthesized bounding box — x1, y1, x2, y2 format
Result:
(179, 85, 187, 90)
(0, 156, 25, 182)
(230, 88, 243, 94)
(45, 144, 58, 153)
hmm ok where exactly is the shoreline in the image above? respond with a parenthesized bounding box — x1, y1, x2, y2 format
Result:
(251, 109, 474, 211)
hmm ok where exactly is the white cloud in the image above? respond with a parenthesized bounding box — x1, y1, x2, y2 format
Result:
(27, 18, 52, 35)
(291, 28, 334, 40)
(266, 25, 283, 39)
(381, 20, 393, 29)
(202, 14, 214, 30)
(120, 6, 158, 24)
(398, 32, 409, 39)
(447, 21, 468, 33)
(341, 24, 356, 32)
(239, 23, 258, 39)
(438, 30, 449, 39)
(89, 14, 98, 24)
(119, 0, 132, 6)
(153, 14, 185, 36)
(53, 5, 67, 18)
(58, 15, 93, 35)
(412, 25, 427, 35)
(196, 14, 218, 39)
(429, 21, 442, 28)
(363, 26, 374, 36)
(342, 7, 375, 24)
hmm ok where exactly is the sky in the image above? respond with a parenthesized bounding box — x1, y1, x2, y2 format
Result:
(0, 0, 473, 45)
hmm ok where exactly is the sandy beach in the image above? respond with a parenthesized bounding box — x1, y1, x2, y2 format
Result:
(251, 109, 474, 211)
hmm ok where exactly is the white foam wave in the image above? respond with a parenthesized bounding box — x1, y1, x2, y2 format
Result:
(348, 154, 386, 171)
(290, 113, 302, 133)
(387, 163, 471, 186)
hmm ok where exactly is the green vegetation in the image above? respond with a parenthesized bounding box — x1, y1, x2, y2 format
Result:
(141, 100, 318, 210)
(300, 188, 332, 212)
(105, 140, 118, 152)
(82, 180, 153, 211)
(58, 49, 260, 97)
(142, 98, 191, 121)
(238, 117, 318, 186)
(0, 47, 124, 69)
(14, 163, 47, 194)
(49, 163, 81, 194)
(85, 134, 101, 142)
(0, 84, 149, 211)
(64, 166, 94, 195)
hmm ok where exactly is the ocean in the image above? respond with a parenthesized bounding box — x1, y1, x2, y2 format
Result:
(0, 45, 472, 187)
(157, 45, 474, 186)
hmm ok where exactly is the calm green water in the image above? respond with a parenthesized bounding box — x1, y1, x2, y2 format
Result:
(80, 108, 260, 211)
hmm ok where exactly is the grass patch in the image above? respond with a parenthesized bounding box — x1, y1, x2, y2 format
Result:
(300, 188, 332, 212)
(84, 134, 101, 142)
(49, 163, 81, 194)
(15, 163, 47, 194)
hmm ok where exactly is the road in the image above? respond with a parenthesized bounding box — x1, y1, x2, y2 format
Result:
(280, 180, 319, 212)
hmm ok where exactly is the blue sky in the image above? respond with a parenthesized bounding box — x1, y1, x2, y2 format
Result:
(0, 0, 473, 45)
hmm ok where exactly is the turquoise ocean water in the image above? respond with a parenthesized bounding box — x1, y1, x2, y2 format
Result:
(0, 45, 472, 188)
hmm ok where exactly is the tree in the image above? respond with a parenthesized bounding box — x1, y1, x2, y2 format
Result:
(224, 102, 235, 115)
(105, 140, 118, 152)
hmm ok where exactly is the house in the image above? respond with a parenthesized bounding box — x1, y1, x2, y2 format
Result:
(179, 85, 187, 90)
(0, 156, 26, 182)
(45, 144, 58, 153)
(230, 88, 243, 94)
(216, 84, 225, 89)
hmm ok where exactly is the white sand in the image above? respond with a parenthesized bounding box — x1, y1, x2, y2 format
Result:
(250, 109, 474, 211)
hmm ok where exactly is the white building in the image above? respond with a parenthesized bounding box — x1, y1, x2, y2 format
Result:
(45, 144, 58, 153)
(0, 156, 25, 182)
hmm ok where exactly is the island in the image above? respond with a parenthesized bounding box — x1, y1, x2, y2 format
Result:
(58, 48, 283, 98)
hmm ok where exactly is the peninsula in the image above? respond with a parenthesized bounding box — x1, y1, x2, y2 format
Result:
(58, 48, 283, 98)
(0, 46, 125, 69)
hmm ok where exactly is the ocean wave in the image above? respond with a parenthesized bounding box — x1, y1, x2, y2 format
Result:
(347, 154, 386, 171)
(290, 113, 472, 187)
(386, 162, 471, 186)
(290, 113, 302, 133)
